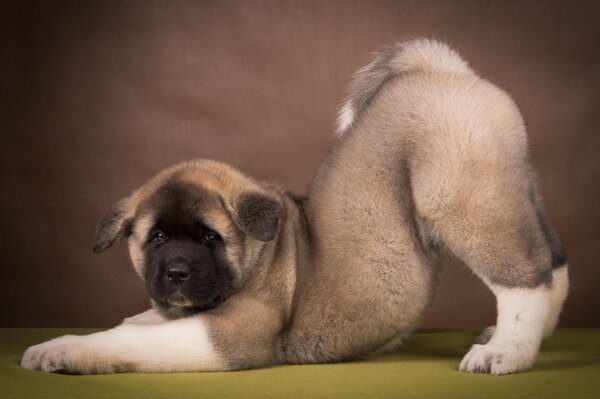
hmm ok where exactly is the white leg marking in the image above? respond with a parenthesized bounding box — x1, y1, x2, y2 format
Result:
(473, 266, 568, 347)
(21, 317, 226, 373)
(336, 101, 355, 135)
(543, 266, 569, 338)
(460, 284, 552, 375)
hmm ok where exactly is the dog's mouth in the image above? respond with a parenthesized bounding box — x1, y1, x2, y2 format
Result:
(166, 291, 194, 307)
(151, 286, 231, 313)
(145, 266, 235, 314)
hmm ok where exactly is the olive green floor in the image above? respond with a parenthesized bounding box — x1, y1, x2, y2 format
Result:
(1, 328, 599, 399)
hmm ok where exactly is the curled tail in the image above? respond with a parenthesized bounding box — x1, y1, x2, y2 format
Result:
(336, 38, 474, 135)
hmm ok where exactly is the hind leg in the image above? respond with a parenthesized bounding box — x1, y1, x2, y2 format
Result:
(413, 169, 558, 374)
(473, 189, 569, 346)
(453, 213, 553, 375)
(459, 280, 552, 374)
(475, 264, 569, 345)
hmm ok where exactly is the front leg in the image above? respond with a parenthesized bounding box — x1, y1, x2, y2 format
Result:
(21, 317, 226, 373)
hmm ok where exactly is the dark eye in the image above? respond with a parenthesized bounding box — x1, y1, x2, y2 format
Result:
(204, 231, 218, 241)
(152, 231, 167, 244)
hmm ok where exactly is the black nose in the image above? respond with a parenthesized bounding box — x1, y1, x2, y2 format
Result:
(165, 264, 191, 283)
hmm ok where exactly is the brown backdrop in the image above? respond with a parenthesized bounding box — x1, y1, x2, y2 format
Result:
(1, 0, 599, 328)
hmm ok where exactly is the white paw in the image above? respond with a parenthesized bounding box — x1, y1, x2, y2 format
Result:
(21, 335, 82, 373)
(459, 343, 536, 375)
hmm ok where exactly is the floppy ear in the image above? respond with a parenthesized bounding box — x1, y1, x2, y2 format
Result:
(232, 192, 281, 242)
(92, 198, 133, 253)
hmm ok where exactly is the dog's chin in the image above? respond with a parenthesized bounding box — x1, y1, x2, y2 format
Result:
(152, 290, 227, 313)
(168, 298, 194, 307)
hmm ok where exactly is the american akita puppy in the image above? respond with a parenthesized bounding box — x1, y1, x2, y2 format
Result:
(21, 39, 568, 375)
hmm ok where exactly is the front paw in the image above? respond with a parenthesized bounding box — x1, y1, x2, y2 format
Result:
(21, 335, 83, 373)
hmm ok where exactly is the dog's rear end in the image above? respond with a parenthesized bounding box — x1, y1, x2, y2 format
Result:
(331, 38, 569, 374)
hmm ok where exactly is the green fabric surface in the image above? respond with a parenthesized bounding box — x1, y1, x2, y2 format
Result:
(1, 328, 599, 399)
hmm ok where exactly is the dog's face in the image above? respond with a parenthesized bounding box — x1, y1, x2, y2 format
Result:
(139, 180, 233, 311)
(92, 160, 282, 312)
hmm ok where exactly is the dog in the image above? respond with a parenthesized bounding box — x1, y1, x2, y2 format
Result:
(21, 38, 568, 375)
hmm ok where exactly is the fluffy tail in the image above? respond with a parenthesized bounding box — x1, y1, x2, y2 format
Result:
(336, 38, 473, 135)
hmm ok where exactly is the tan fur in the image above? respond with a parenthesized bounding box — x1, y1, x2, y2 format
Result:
(22, 39, 568, 375)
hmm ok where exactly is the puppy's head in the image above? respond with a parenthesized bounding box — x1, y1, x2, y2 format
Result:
(92, 160, 282, 312)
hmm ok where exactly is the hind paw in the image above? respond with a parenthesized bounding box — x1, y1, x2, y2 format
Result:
(459, 343, 535, 375)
